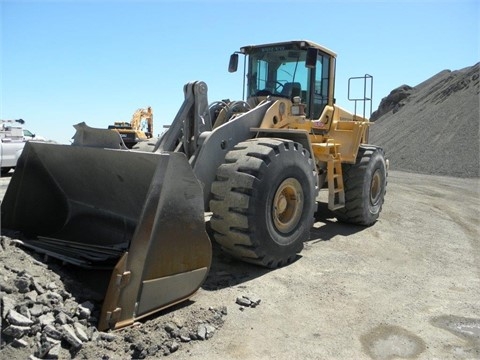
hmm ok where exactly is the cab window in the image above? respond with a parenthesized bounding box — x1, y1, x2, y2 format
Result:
(311, 54, 330, 119)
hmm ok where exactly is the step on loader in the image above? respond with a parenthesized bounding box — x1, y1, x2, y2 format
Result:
(1, 40, 388, 330)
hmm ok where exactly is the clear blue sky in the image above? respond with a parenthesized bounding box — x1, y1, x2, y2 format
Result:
(1, 0, 478, 144)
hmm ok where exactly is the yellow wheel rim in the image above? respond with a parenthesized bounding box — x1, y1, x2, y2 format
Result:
(272, 178, 303, 234)
(370, 170, 382, 205)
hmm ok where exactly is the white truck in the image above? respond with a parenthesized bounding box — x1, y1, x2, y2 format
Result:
(1, 120, 26, 175)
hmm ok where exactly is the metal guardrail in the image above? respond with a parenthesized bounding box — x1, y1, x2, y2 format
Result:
(348, 74, 373, 120)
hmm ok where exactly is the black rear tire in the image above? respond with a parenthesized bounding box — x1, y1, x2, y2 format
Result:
(209, 138, 317, 268)
(333, 145, 387, 226)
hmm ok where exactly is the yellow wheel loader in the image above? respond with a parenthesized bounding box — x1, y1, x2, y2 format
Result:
(1, 40, 387, 330)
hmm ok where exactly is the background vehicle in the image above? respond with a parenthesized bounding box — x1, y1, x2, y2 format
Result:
(0, 120, 26, 175)
(108, 107, 154, 148)
(1, 40, 387, 330)
(23, 129, 46, 141)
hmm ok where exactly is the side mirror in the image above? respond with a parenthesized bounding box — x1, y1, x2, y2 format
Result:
(306, 48, 317, 68)
(228, 53, 239, 73)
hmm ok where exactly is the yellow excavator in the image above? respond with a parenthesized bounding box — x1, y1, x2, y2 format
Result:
(1, 40, 387, 331)
(108, 107, 154, 148)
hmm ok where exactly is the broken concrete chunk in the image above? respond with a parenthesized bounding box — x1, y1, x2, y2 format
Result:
(2, 295, 16, 318)
(197, 324, 207, 340)
(35, 338, 55, 358)
(29, 304, 44, 317)
(164, 322, 177, 333)
(248, 295, 261, 307)
(14, 275, 31, 293)
(77, 301, 94, 319)
(17, 305, 32, 320)
(236, 297, 251, 307)
(2, 324, 31, 338)
(12, 338, 29, 348)
(180, 335, 191, 342)
(74, 321, 89, 342)
(24, 290, 38, 302)
(61, 324, 83, 348)
(31, 279, 45, 295)
(55, 311, 71, 325)
(236, 295, 261, 308)
(204, 324, 216, 339)
(99, 331, 117, 342)
(168, 340, 179, 353)
(0, 277, 15, 294)
(43, 324, 63, 340)
(47, 343, 61, 359)
(37, 291, 63, 307)
(46, 282, 58, 290)
(38, 312, 55, 326)
(7, 309, 34, 326)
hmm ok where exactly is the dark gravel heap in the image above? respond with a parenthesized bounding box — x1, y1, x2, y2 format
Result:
(370, 63, 479, 178)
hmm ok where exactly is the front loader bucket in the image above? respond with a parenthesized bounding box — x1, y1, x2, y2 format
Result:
(1, 141, 212, 330)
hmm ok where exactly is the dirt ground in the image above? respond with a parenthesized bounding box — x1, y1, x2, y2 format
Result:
(1, 170, 479, 360)
(166, 170, 480, 360)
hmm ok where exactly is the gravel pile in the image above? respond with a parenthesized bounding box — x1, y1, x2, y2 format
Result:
(370, 62, 479, 178)
(0, 236, 229, 359)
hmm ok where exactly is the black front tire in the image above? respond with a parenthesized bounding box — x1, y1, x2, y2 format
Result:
(333, 145, 387, 226)
(209, 138, 317, 268)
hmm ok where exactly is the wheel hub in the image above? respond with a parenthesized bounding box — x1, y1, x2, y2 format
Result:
(370, 169, 382, 206)
(272, 178, 303, 234)
(277, 195, 288, 213)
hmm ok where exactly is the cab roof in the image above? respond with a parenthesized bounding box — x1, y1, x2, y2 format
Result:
(240, 40, 337, 58)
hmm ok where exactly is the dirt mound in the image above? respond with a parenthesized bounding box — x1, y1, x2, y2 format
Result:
(370, 63, 480, 178)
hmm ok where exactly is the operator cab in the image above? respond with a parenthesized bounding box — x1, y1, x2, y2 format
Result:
(230, 40, 337, 120)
